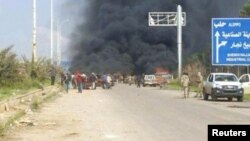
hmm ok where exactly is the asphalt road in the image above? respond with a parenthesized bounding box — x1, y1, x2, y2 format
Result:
(3, 84, 250, 141)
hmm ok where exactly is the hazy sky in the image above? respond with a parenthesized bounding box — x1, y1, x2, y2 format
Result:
(0, 0, 73, 61)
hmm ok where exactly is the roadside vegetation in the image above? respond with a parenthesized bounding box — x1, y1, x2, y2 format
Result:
(0, 46, 60, 101)
(0, 110, 25, 134)
(244, 94, 250, 101)
(166, 79, 196, 92)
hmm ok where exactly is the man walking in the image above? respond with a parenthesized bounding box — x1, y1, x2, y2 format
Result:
(64, 72, 72, 93)
(89, 72, 97, 90)
(76, 71, 84, 93)
(136, 74, 142, 88)
(181, 72, 190, 99)
(128, 75, 133, 86)
(195, 72, 203, 98)
(106, 74, 112, 89)
(50, 67, 56, 85)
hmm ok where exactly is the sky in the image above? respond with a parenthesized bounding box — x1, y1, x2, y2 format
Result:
(0, 0, 75, 62)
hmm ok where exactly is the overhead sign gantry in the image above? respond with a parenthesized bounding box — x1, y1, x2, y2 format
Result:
(149, 5, 186, 79)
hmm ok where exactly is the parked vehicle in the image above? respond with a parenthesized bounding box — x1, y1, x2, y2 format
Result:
(203, 73, 244, 101)
(143, 75, 158, 87)
(96, 74, 104, 87)
(84, 76, 92, 89)
(239, 74, 250, 94)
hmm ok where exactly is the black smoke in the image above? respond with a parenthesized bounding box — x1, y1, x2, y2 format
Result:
(66, 0, 247, 74)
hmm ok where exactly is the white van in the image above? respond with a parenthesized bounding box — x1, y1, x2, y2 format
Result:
(143, 75, 158, 87)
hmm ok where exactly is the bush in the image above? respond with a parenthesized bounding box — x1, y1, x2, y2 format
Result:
(0, 46, 22, 86)
(0, 46, 56, 89)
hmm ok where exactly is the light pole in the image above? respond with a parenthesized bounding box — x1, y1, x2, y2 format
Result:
(177, 5, 182, 79)
(50, 0, 54, 65)
(56, 19, 69, 66)
(32, 0, 37, 64)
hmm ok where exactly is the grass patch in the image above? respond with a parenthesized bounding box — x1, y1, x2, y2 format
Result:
(167, 81, 182, 90)
(43, 92, 57, 102)
(244, 94, 250, 101)
(0, 79, 50, 101)
(30, 100, 40, 110)
(0, 110, 25, 135)
(167, 79, 197, 92)
(0, 91, 58, 135)
(30, 92, 57, 111)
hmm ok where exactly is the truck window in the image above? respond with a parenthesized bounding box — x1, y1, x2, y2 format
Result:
(208, 75, 213, 82)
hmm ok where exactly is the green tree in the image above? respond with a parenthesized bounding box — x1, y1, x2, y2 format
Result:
(240, 1, 250, 17)
(0, 46, 23, 86)
(0, 46, 57, 87)
(22, 56, 55, 81)
(183, 48, 211, 83)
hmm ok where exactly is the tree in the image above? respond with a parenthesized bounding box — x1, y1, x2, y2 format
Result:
(183, 49, 210, 83)
(22, 56, 54, 81)
(240, 1, 250, 17)
(0, 46, 58, 87)
(0, 46, 22, 86)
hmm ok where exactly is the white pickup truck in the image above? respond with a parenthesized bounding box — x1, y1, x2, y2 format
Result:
(203, 73, 244, 101)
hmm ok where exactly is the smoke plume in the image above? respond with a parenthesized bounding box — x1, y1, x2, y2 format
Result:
(66, 0, 247, 74)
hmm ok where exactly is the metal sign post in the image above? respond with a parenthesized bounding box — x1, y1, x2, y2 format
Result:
(177, 5, 182, 80)
(149, 5, 186, 79)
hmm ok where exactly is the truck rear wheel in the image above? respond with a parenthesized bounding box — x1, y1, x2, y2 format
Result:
(203, 89, 209, 100)
(203, 93, 209, 100)
(211, 94, 217, 101)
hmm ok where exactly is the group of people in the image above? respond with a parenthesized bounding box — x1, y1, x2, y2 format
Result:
(101, 74, 113, 89)
(52, 69, 204, 96)
(180, 72, 203, 99)
(60, 71, 86, 93)
(58, 71, 114, 93)
(127, 75, 144, 88)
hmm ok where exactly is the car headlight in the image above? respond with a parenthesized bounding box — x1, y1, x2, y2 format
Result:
(238, 84, 242, 89)
(213, 84, 222, 89)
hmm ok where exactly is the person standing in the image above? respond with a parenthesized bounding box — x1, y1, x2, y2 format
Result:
(89, 72, 97, 90)
(72, 73, 77, 89)
(76, 71, 84, 93)
(101, 74, 107, 89)
(136, 74, 142, 88)
(50, 67, 56, 85)
(128, 75, 133, 86)
(106, 74, 112, 89)
(181, 72, 190, 99)
(81, 72, 87, 90)
(60, 72, 66, 86)
(64, 72, 72, 93)
(195, 72, 203, 98)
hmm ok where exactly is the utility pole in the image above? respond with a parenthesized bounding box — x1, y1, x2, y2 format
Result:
(177, 5, 182, 79)
(51, 0, 54, 65)
(56, 21, 59, 66)
(32, 0, 37, 64)
(57, 19, 69, 66)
